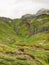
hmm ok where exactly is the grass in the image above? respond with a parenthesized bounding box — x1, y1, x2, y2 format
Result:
(0, 14, 49, 65)
(0, 32, 49, 65)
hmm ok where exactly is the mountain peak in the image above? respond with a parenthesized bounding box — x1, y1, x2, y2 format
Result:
(36, 8, 49, 15)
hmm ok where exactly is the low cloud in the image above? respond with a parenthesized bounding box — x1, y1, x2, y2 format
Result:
(0, 0, 49, 18)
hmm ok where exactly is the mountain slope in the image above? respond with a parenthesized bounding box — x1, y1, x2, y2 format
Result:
(0, 9, 49, 65)
(13, 14, 49, 38)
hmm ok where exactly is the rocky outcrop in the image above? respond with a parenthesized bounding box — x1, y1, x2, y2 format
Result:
(36, 8, 49, 15)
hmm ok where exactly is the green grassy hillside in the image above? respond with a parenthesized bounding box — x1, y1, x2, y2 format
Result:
(0, 13, 49, 65)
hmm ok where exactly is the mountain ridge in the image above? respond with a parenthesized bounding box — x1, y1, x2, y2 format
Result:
(0, 8, 49, 19)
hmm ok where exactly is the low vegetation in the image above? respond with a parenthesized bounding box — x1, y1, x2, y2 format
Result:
(0, 12, 49, 65)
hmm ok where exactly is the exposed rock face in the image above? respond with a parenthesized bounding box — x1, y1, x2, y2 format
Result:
(22, 14, 36, 19)
(22, 14, 36, 25)
(36, 8, 49, 15)
(22, 9, 49, 19)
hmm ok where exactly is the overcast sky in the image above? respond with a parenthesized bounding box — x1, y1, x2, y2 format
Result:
(0, 0, 49, 19)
